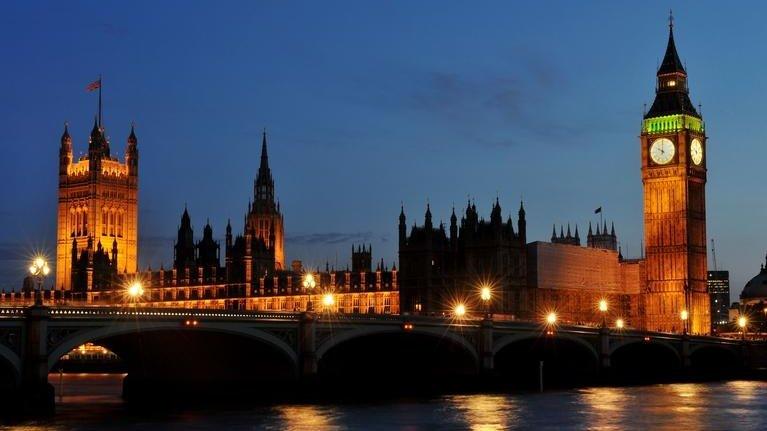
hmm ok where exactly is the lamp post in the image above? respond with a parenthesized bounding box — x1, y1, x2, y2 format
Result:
(738, 315, 748, 341)
(545, 312, 557, 326)
(680, 309, 689, 336)
(303, 273, 316, 312)
(454, 303, 466, 319)
(480, 285, 492, 318)
(126, 281, 144, 307)
(615, 318, 625, 330)
(598, 299, 608, 328)
(28, 256, 50, 306)
(322, 293, 335, 312)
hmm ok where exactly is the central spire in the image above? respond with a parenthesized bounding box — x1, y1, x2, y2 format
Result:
(254, 129, 276, 206)
(259, 129, 270, 173)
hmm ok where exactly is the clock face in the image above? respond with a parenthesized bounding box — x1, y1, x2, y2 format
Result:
(690, 138, 703, 165)
(650, 138, 675, 165)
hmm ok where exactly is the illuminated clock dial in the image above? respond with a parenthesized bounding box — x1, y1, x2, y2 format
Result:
(690, 138, 703, 165)
(650, 138, 675, 165)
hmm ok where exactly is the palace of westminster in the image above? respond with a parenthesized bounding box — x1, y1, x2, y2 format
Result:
(16, 21, 717, 334)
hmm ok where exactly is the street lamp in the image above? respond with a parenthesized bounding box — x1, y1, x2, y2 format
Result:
(480, 285, 492, 318)
(738, 315, 748, 340)
(546, 312, 557, 326)
(126, 281, 144, 305)
(303, 273, 317, 312)
(615, 318, 625, 330)
(680, 309, 689, 335)
(454, 303, 466, 319)
(28, 256, 50, 306)
(322, 293, 335, 311)
(598, 299, 608, 328)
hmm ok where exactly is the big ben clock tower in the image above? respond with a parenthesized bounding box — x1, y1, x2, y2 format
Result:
(641, 16, 710, 334)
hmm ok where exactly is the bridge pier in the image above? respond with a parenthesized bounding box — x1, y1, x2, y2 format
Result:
(20, 305, 55, 415)
(478, 318, 494, 374)
(598, 327, 610, 370)
(299, 312, 317, 379)
(681, 335, 691, 369)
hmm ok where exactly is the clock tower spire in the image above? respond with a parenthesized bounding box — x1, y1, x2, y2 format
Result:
(641, 15, 709, 334)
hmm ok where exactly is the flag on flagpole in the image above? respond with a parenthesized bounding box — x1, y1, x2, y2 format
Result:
(594, 207, 602, 214)
(86, 79, 101, 92)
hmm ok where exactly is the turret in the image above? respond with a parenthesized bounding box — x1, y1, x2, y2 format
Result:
(424, 203, 433, 230)
(88, 116, 104, 175)
(126, 122, 139, 177)
(449, 206, 458, 241)
(490, 198, 502, 226)
(399, 205, 407, 246)
(517, 201, 526, 242)
(225, 219, 232, 250)
(174, 206, 196, 269)
(59, 122, 72, 176)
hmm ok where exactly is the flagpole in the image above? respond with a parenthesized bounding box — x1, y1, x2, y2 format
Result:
(98, 74, 102, 128)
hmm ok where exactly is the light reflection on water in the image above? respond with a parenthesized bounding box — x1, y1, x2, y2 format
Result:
(443, 394, 519, 430)
(3, 375, 767, 430)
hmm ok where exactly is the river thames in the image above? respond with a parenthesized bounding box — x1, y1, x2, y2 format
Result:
(2, 374, 766, 430)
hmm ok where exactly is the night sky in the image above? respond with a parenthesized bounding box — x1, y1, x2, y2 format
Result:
(1, 1, 764, 302)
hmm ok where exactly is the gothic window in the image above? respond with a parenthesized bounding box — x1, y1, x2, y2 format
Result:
(83, 212, 88, 235)
(102, 209, 108, 236)
(110, 211, 115, 236)
(353, 297, 360, 313)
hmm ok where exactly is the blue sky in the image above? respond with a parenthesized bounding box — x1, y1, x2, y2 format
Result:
(1, 1, 765, 302)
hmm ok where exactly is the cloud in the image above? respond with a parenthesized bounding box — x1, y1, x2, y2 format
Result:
(287, 231, 380, 246)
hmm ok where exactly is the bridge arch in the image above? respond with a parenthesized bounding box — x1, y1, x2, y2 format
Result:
(609, 338, 681, 361)
(688, 343, 742, 376)
(47, 321, 298, 372)
(317, 324, 480, 391)
(493, 332, 600, 362)
(0, 344, 21, 384)
(609, 338, 682, 381)
(316, 325, 479, 363)
(493, 332, 600, 388)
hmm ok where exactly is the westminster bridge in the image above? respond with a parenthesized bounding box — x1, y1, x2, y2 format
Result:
(0, 305, 763, 414)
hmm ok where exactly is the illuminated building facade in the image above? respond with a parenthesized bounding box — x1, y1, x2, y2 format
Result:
(48, 128, 398, 313)
(55, 119, 138, 294)
(398, 200, 527, 315)
(640, 20, 710, 333)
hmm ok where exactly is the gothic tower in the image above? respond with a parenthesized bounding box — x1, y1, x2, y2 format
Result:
(641, 16, 709, 334)
(56, 120, 139, 290)
(244, 131, 285, 269)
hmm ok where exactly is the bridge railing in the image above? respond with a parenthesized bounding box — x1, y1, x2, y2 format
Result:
(38, 307, 302, 321)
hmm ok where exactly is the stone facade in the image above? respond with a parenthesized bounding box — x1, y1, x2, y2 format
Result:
(55, 119, 138, 292)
